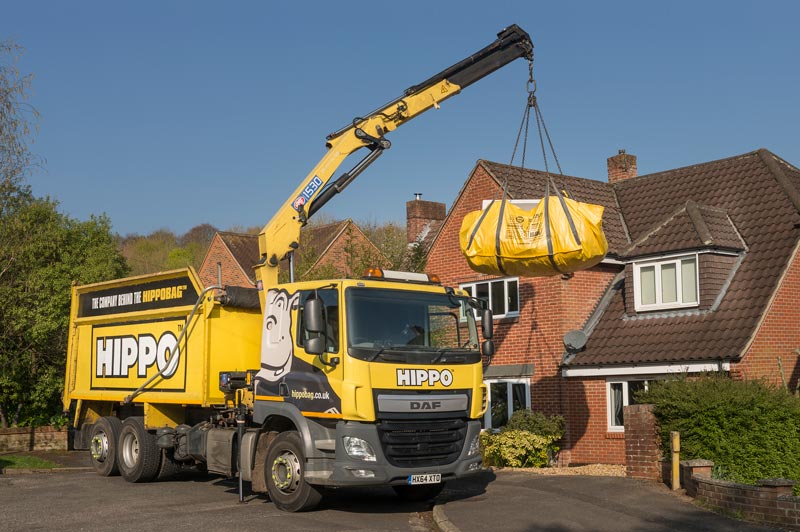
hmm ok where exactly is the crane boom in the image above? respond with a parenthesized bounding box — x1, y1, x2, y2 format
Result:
(255, 25, 532, 293)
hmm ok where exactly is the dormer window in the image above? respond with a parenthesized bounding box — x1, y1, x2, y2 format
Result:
(633, 254, 698, 311)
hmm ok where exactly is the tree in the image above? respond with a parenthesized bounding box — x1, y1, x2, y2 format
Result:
(0, 40, 40, 194)
(0, 193, 129, 427)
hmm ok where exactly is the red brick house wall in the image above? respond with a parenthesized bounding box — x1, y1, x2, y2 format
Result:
(734, 243, 800, 389)
(306, 223, 389, 278)
(198, 234, 254, 288)
(426, 164, 619, 465)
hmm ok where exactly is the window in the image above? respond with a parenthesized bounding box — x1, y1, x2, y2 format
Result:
(607, 379, 651, 431)
(483, 378, 530, 430)
(633, 255, 698, 311)
(460, 278, 520, 319)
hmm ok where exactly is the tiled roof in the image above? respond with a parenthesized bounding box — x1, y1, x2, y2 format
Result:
(218, 232, 261, 282)
(620, 201, 745, 258)
(215, 220, 361, 278)
(296, 220, 350, 265)
(478, 161, 631, 254)
(568, 149, 800, 367)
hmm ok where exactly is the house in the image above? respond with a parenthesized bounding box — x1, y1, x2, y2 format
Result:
(425, 148, 800, 465)
(198, 219, 390, 288)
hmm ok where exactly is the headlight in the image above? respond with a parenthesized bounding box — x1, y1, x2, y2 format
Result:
(467, 434, 480, 457)
(343, 436, 377, 462)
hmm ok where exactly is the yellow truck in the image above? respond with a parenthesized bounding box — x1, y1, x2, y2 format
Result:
(62, 25, 533, 512)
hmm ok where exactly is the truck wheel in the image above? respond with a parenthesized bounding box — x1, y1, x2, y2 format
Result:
(393, 483, 445, 502)
(156, 449, 182, 481)
(89, 416, 122, 476)
(266, 431, 322, 512)
(118, 417, 161, 483)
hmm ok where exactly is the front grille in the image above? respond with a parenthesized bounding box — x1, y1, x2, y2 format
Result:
(377, 418, 467, 468)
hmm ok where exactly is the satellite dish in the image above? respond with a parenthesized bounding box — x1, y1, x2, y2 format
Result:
(563, 330, 587, 353)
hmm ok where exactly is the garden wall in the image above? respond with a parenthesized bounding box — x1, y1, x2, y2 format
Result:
(683, 461, 800, 531)
(0, 426, 68, 452)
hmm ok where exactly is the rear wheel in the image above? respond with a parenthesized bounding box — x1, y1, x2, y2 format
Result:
(89, 416, 122, 476)
(156, 448, 183, 481)
(266, 431, 322, 512)
(393, 482, 445, 501)
(118, 417, 161, 483)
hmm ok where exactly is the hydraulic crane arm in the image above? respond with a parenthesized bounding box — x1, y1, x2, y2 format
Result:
(255, 25, 532, 291)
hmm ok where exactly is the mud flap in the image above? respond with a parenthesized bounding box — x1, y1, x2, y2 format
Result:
(251, 431, 278, 494)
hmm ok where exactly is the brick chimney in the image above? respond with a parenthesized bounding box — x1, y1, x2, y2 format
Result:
(406, 193, 446, 244)
(608, 149, 637, 184)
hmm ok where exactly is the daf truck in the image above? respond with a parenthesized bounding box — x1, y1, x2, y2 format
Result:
(62, 24, 533, 512)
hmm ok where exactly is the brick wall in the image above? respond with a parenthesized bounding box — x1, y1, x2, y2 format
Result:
(427, 163, 620, 465)
(735, 243, 800, 389)
(309, 223, 390, 277)
(0, 426, 68, 452)
(198, 235, 253, 288)
(681, 460, 800, 531)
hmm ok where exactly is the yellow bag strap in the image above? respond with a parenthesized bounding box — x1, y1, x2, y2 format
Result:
(543, 176, 581, 275)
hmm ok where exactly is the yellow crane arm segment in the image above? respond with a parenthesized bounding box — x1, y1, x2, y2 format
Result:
(255, 25, 532, 291)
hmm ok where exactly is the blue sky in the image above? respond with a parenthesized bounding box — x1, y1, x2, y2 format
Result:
(5, 1, 800, 236)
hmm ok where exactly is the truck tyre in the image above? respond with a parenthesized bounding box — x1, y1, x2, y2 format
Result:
(156, 449, 182, 481)
(393, 483, 445, 502)
(266, 431, 322, 512)
(89, 416, 122, 476)
(118, 417, 161, 483)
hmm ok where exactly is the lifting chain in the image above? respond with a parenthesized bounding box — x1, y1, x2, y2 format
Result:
(509, 58, 571, 197)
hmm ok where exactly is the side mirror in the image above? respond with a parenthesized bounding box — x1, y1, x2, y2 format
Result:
(481, 339, 495, 357)
(305, 295, 325, 334)
(306, 336, 325, 356)
(481, 308, 493, 339)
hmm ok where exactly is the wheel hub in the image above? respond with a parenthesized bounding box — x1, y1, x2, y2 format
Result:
(121, 431, 140, 469)
(271, 452, 301, 493)
(90, 432, 108, 462)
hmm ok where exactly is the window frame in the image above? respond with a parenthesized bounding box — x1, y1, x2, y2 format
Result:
(606, 377, 654, 432)
(632, 254, 699, 312)
(459, 277, 520, 320)
(483, 377, 530, 430)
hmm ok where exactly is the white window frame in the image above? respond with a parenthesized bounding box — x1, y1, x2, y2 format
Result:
(633, 254, 699, 312)
(606, 377, 654, 432)
(483, 378, 530, 430)
(460, 277, 520, 320)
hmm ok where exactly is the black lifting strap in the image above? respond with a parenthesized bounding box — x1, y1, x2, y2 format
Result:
(509, 60, 580, 274)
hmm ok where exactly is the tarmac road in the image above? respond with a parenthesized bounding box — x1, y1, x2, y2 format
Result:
(0, 470, 435, 532)
(0, 452, 786, 532)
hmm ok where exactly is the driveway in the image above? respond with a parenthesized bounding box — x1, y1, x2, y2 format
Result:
(438, 470, 782, 532)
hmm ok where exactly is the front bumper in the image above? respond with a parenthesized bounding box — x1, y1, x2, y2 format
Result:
(306, 418, 483, 487)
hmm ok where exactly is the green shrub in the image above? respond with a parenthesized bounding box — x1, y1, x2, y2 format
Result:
(480, 410, 564, 468)
(504, 409, 565, 439)
(638, 374, 800, 487)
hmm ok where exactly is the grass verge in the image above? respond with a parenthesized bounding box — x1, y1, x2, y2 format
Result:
(0, 454, 60, 469)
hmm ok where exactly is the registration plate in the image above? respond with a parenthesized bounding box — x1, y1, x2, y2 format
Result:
(408, 473, 441, 485)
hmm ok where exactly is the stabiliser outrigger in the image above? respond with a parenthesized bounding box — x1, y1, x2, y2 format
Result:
(63, 25, 533, 513)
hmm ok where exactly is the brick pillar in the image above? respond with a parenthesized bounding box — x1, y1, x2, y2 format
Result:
(624, 404, 662, 481)
(608, 150, 637, 184)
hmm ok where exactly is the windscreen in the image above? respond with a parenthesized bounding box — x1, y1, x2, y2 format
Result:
(345, 287, 480, 364)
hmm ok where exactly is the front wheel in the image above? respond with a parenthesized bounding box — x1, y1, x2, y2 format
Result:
(118, 417, 161, 483)
(89, 416, 122, 476)
(266, 431, 322, 512)
(393, 482, 445, 501)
